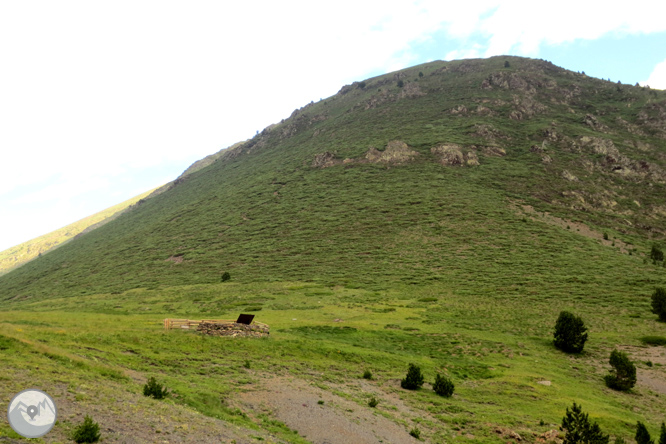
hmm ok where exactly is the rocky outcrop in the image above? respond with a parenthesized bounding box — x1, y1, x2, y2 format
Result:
(583, 113, 609, 132)
(365, 140, 419, 164)
(312, 152, 342, 168)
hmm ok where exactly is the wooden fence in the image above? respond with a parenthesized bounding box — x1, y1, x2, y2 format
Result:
(163, 318, 269, 331)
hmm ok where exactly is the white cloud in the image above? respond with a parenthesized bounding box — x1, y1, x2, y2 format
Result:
(447, 1, 666, 57)
(641, 59, 666, 90)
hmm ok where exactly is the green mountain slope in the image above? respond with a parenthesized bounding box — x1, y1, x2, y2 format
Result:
(1, 56, 664, 300)
(0, 188, 157, 276)
(1, 56, 666, 442)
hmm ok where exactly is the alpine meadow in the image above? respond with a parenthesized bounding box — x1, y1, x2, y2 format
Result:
(1, 56, 666, 443)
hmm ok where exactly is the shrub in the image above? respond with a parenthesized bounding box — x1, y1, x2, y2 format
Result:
(401, 363, 424, 390)
(604, 350, 636, 391)
(650, 244, 664, 263)
(409, 427, 421, 439)
(659, 422, 666, 444)
(358, 81, 366, 89)
(418, 71, 424, 78)
(362, 369, 373, 380)
(603, 232, 609, 240)
(221, 272, 231, 282)
(143, 376, 168, 399)
(71, 415, 101, 443)
(243, 359, 251, 369)
(636, 421, 654, 444)
(561, 402, 609, 444)
(368, 396, 379, 408)
(553, 311, 588, 353)
(651, 288, 666, 322)
(504, 60, 510, 68)
(615, 437, 626, 444)
(432, 373, 454, 397)
(397, 80, 404, 88)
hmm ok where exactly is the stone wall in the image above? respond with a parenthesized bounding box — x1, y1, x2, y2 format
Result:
(197, 322, 269, 337)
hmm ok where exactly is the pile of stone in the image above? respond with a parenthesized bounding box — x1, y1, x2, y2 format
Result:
(197, 322, 269, 338)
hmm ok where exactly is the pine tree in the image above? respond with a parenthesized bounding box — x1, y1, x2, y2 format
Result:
(658, 422, 666, 444)
(432, 373, 454, 397)
(561, 402, 609, 444)
(604, 350, 636, 391)
(652, 287, 666, 322)
(554, 311, 588, 353)
(636, 421, 654, 444)
(72, 415, 101, 443)
(400, 363, 424, 390)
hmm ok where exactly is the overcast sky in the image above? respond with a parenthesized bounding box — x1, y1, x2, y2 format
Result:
(1, 1, 666, 252)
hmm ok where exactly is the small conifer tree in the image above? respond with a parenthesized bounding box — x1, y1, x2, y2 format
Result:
(652, 287, 666, 322)
(650, 244, 664, 263)
(401, 363, 424, 390)
(604, 350, 636, 391)
(504, 60, 510, 68)
(397, 80, 404, 88)
(658, 422, 666, 444)
(221, 271, 231, 282)
(636, 421, 654, 444)
(561, 402, 609, 444)
(72, 415, 101, 443)
(143, 376, 169, 399)
(432, 373, 454, 397)
(554, 311, 588, 353)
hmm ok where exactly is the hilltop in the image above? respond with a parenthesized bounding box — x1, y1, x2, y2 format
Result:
(1, 56, 665, 443)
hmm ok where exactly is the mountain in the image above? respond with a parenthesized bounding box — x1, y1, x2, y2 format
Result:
(1, 56, 665, 442)
(0, 188, 157, 276)
(0, 55, 664, 300)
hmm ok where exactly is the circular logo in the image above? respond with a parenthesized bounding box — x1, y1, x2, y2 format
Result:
(7, 389, 57, 438)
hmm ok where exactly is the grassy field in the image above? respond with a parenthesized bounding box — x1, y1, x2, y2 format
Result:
(2, 275, 666, 442)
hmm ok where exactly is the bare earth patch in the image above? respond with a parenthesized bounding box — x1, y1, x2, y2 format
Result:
(510, 201, 632, 253)
(0, 368, 271, 444)
(235, 374, 419, 444)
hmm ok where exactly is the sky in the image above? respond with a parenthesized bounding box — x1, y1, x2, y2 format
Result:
(1, 1, 666, 252)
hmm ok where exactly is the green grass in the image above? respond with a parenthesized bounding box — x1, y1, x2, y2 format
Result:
(2, 278, 666, 441)
(640, 336, 666, 346)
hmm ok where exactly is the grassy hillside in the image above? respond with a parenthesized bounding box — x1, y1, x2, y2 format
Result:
(0, 188, 157, 276)
(1, 56, 666, 443)
(1, 56, 665, 299)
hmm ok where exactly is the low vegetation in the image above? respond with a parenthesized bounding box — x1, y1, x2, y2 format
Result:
(71, 415, 101, 443)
